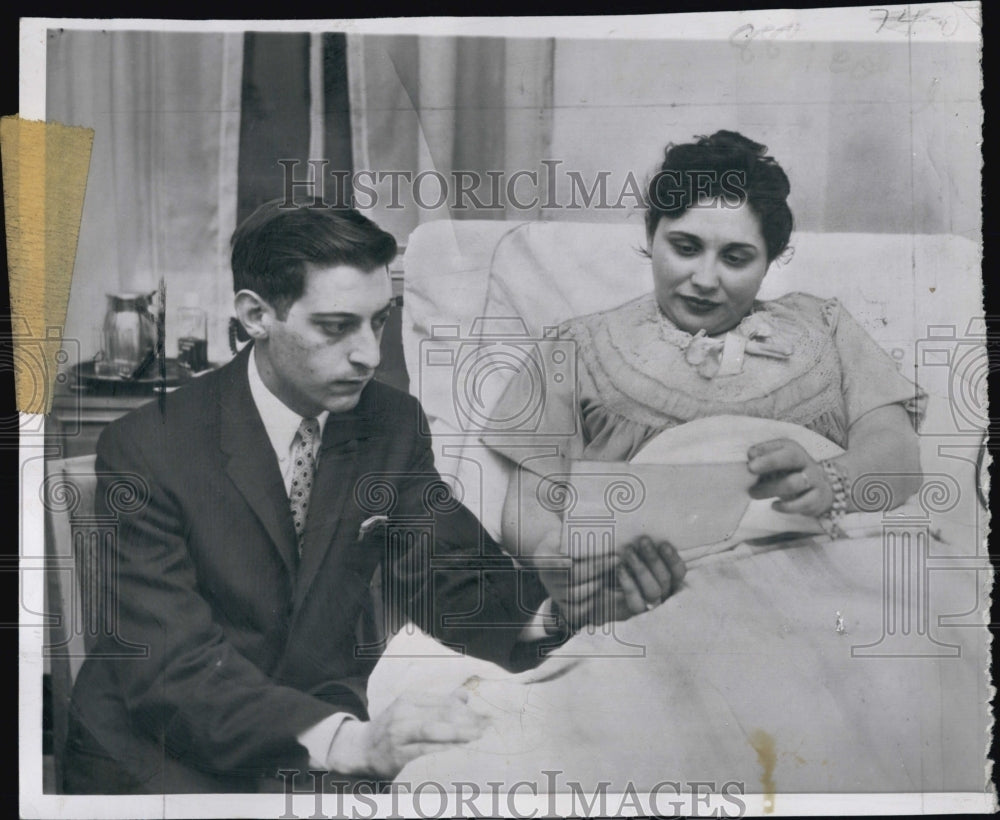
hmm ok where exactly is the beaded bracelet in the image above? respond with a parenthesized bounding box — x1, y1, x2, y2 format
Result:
(818, 459, 850, 540)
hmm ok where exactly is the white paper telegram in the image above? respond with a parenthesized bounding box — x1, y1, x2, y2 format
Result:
(561, 416, 847, 557)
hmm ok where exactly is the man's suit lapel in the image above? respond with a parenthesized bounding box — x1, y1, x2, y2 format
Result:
(292, 402, 377, 610)
(218, 346, 300, 577)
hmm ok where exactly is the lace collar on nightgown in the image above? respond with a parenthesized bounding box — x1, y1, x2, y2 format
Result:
(654, 301, 796, 379)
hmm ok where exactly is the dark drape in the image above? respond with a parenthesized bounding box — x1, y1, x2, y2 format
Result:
(323, 33, 354, 208)
(237, 33, 311, 225)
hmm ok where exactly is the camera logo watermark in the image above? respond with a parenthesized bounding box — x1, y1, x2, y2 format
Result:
(914, 317, 992, 437)
(417, 318, 575, 438)
(0, 316, 81, 445)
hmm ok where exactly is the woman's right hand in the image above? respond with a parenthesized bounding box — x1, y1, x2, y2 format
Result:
(531, 531, 686, 629)
(612, 536, 687, 622)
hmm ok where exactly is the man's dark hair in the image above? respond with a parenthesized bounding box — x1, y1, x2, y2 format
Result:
(231, 201, 398, 317)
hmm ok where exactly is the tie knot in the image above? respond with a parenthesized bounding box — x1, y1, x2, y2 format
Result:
(297, 417, 321, 446)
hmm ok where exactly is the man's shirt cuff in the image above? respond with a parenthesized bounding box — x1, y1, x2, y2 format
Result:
(518, 597, 557, 641)
(297, 712, 358, 770)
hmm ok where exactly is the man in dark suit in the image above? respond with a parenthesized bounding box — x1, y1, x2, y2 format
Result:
(64, 203, 682, 793)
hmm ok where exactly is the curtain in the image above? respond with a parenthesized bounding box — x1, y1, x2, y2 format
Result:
(347, 35, 555, 244)
(46, 30, 243, 364)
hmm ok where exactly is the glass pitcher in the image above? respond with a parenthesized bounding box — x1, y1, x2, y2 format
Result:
(101, 292, 158, 378)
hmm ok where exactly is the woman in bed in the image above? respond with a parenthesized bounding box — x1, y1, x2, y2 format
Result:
(492, 130, 925, 629)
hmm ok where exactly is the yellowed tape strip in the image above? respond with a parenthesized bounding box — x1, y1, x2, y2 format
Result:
(1, 115, 94, 415)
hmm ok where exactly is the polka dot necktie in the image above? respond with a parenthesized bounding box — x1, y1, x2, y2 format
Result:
(289, 417, 321, 555)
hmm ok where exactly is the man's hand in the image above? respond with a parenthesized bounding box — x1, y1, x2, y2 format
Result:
(747, 438, 833, 517)
(327, 691, 489, 779)
(530, 532, 686, 629)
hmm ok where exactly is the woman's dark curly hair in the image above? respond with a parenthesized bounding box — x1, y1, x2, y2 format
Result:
(645, 130, 793, 263)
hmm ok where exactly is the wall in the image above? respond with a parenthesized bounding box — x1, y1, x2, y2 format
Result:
(544, 38, 981, 241)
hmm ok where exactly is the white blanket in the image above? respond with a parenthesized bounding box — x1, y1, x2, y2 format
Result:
(372, 531, 989, 794)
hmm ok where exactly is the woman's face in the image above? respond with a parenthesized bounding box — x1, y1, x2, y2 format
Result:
(648, 201, 770, 335)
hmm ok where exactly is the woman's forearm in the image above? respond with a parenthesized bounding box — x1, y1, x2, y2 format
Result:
(835, 404, 923, 513)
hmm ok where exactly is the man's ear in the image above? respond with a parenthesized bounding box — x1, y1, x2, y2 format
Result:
(234, 290, 274, 341)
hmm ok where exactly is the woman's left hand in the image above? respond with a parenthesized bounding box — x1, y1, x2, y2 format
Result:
(747, 438, 833, 517)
